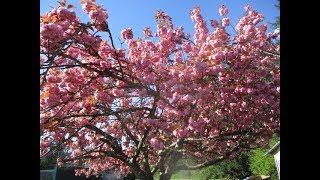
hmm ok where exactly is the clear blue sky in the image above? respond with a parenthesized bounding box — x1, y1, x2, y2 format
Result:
(41, 0, 279, 47)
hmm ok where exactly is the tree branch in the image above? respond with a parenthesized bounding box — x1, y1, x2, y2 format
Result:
(85, 124, 128, 162)
(132, 127, 150, 163)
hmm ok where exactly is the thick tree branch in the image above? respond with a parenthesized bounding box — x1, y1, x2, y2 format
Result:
(175, 156, 227, 170)
(132, 128, 150, 163)
(85, 124, 128, 162)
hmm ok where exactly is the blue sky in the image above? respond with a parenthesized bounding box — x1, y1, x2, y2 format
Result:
(41, 0, 279, 47)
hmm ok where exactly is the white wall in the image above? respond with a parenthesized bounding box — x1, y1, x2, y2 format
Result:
(274, 151, 280, 179)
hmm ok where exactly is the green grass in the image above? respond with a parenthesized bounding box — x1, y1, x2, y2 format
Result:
(153, 170, 207, 180)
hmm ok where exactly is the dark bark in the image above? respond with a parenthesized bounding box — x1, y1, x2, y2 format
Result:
(129, 162, 154, 180)
(158, 150, 183, 180)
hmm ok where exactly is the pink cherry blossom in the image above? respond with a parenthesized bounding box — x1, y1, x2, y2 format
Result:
(195, 152, 204, 158)
(57, 7, 76, 21)
(222, 17, 230, 27)
(143, 27, 152, 38)
(150, 138, 164, 149)
(245, 5, 252, 11)
(210, 20, 219, 28)
(173, 129, 188, 138)
(89, 10, 108, 24)
(219, 5, 229, 16)
(121, 28, 133, 40)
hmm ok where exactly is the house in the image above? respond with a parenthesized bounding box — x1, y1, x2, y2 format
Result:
(40, 165, 121, 180)
(244, 175, 270, 180)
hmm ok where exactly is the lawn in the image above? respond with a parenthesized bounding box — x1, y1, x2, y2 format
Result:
(153, 170, 229, 180)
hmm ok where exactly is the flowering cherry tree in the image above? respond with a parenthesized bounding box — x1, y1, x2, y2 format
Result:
(40, 0, 280, 179)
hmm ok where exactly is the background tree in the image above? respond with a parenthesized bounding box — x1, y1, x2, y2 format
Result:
(196, 136, 279, 180)
(270, 0, 280, 46)
(40, 145, 68, 169)
(40, 1, 280, 179)
(198, 152, 252, 180)
(158, 136, 279, 179)
(270, 0, 280, 30)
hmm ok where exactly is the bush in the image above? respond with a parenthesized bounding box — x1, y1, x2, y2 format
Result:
(248, 137, 279, 180)
(199, 153, 252, 180)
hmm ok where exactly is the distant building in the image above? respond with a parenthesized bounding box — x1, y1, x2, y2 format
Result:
(40, 166, 121, 180)
(40, 169, 54, 180)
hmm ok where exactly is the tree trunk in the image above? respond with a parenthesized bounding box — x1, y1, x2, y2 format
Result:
(129, 163, 154, 180)
(158, 150, 182, 180)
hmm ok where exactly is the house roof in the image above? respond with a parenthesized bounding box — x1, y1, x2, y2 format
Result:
(264, 141, 280, 156)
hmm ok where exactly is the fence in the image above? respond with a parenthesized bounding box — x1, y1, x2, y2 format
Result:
(40, 170, 54, 180)
(40, 168, 121, 180)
